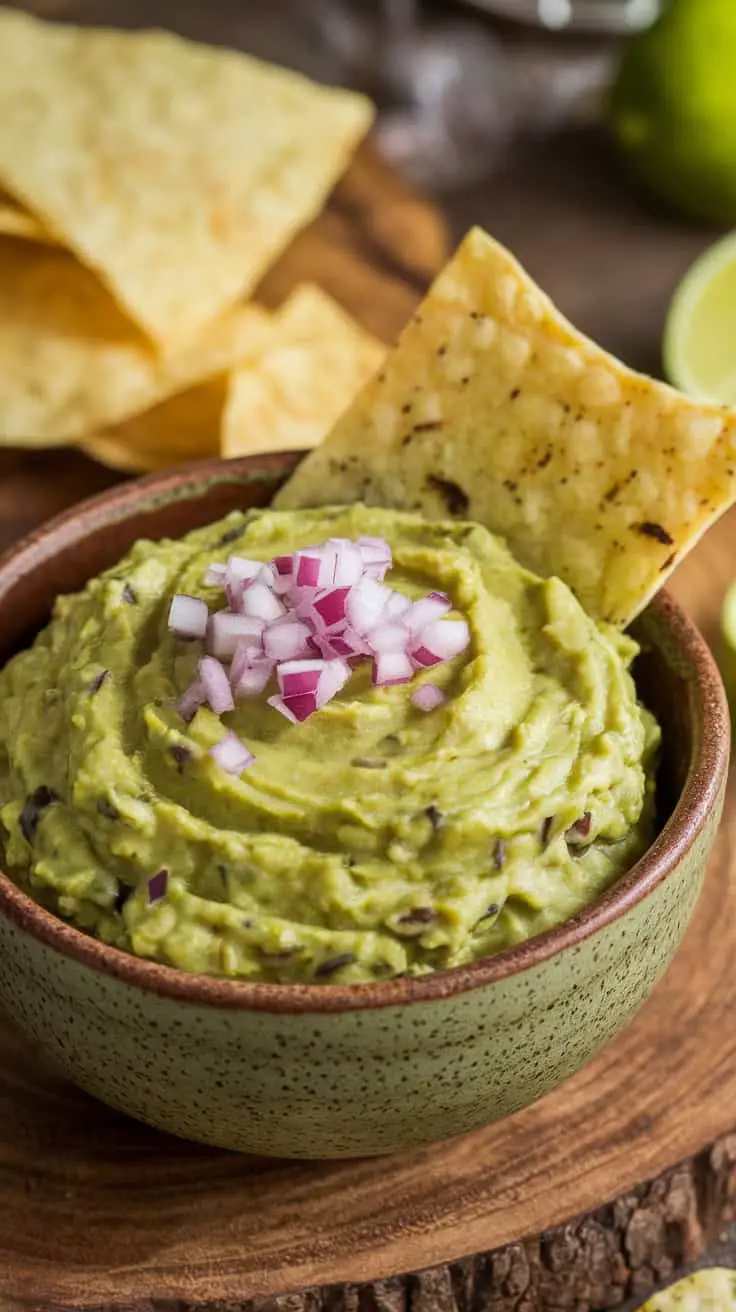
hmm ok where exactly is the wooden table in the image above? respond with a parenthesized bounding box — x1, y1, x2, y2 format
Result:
(2, 5, 736, 1311)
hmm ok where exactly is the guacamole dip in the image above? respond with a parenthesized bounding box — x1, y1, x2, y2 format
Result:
(0, 505, 660, 984)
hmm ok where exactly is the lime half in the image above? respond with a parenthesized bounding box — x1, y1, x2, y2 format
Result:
(664, 230, 736, 404)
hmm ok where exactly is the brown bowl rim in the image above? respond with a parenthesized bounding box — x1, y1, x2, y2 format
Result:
(0, 454, 729, 1014)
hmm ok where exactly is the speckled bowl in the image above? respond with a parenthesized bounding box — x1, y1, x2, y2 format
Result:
(0, 453, 729, 1159)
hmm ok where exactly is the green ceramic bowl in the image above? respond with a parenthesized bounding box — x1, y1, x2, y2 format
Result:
(0, 453, 729, 1159)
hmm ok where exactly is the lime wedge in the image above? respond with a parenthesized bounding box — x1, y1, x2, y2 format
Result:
(664, 230, 736, 404)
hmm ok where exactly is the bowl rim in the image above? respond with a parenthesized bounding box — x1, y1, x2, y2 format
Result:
(0, 454, 729, 1014)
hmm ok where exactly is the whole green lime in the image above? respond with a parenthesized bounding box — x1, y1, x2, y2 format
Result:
(609, 0, 736, 224)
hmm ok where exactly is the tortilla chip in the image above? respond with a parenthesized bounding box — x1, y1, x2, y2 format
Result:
(0, 238, 271, 444)
(0, 9, 374, 347)
(0, 189, 55, 244)
(638, 1268, 736, 1310)
(80, 379, 227, 473)
(222, 284, 385, 459)
(276, 227, 736, 628)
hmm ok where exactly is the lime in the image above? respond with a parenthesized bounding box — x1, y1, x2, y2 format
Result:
(609, 0, 736, 225)
(663, 230, 736, 402)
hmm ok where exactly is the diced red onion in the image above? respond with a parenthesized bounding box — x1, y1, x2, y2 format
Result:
(267, 693, 299, 723)
(357, 536, 392, 579)
(203, 563, 227, 587)
(176, 678, 206, 722)
(294, 547, 337, 590)
(316, 658, 351, 707)
(231, 653, 274, 699)
(281, 692, 320, 722)
(414, 619, 470, 664)
(368, 621, 410, 653)
(208, 612, 264, 660)
(241, 581, 285, 622)
(384, 591, 412, 620)
(313, 629, 368, 660)
(272, 554, 294, 595)
(277, 659, 326, 699)
(227, 556, 263, 585)
(147, 869, 168, 904)
(412, 684, 446, 712)
(372, 651, 415, 686)
(312, 587, 351, 632)
(346, 577, 392, 636)
(263, 618, 313, 662)
(407, 593, 452, 635)
(331, 541, 365, 587)
(199, 656, 235, 714)
(209, 731, 255, 775)
(168, 594, 208, 640)
(411, 644, 444, 669)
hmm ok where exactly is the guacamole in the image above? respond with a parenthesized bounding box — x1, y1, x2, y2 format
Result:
(0, 505, 660, 984)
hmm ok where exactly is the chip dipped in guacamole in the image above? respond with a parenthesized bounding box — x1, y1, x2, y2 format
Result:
(0, 505, 659, 984)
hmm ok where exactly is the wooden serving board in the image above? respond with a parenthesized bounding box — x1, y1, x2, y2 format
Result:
(1, 138, 736, 1312)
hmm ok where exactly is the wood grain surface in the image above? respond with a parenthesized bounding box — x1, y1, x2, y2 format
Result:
(2, 3, 736, 1310)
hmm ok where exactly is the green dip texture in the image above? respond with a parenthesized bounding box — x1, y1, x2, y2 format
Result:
(0, 505, 660, 984)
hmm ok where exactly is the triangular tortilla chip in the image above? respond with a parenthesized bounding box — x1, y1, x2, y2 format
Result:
(82, 286, 383, 473)
(0, 238, 271, 444)
(80, 379, 227, 473)
(638, 1268, 736, 1310)
(276, 227, 736, 628)
(0, 8, 374, 347)
(222, 284, 385, 459)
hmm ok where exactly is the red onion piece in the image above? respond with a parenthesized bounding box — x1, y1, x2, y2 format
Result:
(198, 656, 235, 714)
(372, 651, 414, 686)
(281, 692, 319, 722)
(231, 654, 274, 699)
(411, 683, 446, 712)
(384, 591, 412, 620)
(227, 556, 262, 585)
(415, 618, 470, 663)
(203, 563, 227, 588)
(263, 618, 313, 662)
(241, 581, 285, 622)
(295, 547, 337, 590)
(316, 658, 351, 707)
(357, 536, 392, 579)
(368, 621, 410, 653)
(168, 594, 208, 640)
(277, 659, 326, 699)
(267, 693, 299, 723)
(208, 612, 264, 660)
(346, 577, 392, 635)
(312, 587, 351, 632)
(209, 730, 255, 775)
(176, 678, 206, 722)
(407, 594, 452, 635)
(411, 644, 443, 668)
(331, 541, 364, 587)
